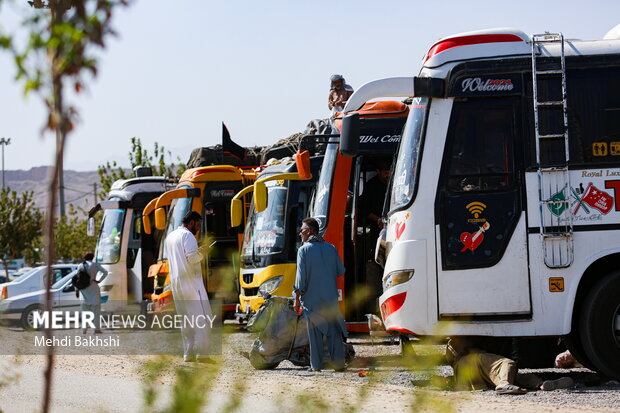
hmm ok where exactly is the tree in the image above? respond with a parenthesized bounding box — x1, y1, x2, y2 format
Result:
(0, 2, 128, 411)
(97, 136, 186, 199)
(0, 187, 43, 280)
(54, 203, 98, 261)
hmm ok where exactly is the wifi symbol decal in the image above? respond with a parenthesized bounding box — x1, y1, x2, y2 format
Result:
(466, 201, 487, 218)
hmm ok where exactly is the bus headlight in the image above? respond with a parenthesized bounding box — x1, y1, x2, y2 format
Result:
(383, 270, 414, 291)
(258, 276, 283, 295)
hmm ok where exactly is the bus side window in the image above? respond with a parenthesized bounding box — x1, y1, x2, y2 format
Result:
(127, 215, 142, 269)
(133, 216, 141, 239)
(447, 103, 515, 192)
(565, 67, 620, 165)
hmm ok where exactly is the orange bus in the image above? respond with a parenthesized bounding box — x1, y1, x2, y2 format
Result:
(246, 98, 409, 331)
(310, 100, 409, 331)
(142, 165, 256, 316)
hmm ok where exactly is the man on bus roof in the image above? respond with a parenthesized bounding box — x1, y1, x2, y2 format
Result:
(327, 74, 354, 113)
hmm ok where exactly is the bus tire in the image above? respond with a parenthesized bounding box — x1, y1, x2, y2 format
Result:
(579, 271, 620, 379)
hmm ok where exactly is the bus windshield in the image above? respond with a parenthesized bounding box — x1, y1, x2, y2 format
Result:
(159, 196, 193, 260)
(389, 98, 429, 212)
(310, 138, 338, 231)
(95, 208, 125, 264)
(242, 181, 287, 258)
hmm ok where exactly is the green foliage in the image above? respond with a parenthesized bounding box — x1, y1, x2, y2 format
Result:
(0, 2, 129, 413)
(0, 187, 43, 278)
(0, 356, 21, 393)
(140, 356, 221, 413)
(53, 203, 97, 261)
(97, 137, 186, 200)
(14, 203, 98, 265)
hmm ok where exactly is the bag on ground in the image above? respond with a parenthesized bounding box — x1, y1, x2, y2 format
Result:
(248, 295, 354, 370)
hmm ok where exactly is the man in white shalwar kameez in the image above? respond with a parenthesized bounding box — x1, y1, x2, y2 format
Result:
(164, 210, 213, 362)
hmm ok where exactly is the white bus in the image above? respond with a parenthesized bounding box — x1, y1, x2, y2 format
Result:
(88, 172, 174, 310)
(341, 27, 620, 378)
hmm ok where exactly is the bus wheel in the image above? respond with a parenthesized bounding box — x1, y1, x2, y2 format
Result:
(579, 271, 620, 379)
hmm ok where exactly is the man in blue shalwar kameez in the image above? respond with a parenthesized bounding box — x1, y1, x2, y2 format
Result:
(293, 217, 347, 372)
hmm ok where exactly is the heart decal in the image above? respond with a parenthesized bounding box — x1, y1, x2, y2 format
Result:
(459, 221, 491, 252)
(395, 221, 406, 240)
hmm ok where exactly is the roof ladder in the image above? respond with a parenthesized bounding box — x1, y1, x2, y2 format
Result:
(531, 32, 573, 268)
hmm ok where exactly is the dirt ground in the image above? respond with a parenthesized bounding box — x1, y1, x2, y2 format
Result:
(0, 327, 619, 413)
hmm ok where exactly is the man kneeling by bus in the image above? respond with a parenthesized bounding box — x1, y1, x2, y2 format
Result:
(293, 217, 347, 372)
(447, 337, 574, 394)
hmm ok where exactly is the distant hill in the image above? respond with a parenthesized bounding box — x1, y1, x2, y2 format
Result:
(3, 167, 100, 214)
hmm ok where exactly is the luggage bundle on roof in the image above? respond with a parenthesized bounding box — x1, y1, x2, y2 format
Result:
(259, 118, 333, 164)
(187, 118, 334, 169)
(186, 145, 262, 169)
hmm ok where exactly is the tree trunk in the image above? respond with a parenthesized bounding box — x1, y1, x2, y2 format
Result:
(41, 3, 67, 412)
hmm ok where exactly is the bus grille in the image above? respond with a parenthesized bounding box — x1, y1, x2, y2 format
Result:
(243, 287, 259, 297)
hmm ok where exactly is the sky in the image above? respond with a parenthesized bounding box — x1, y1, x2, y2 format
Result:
(0, 0, 619, 171)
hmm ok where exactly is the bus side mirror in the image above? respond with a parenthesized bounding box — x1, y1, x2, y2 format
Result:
(340, 113, 360, 157)
(143, 214, 152, 235)
(254, 181, 267, 213)
(231, 198, 243, 228)
(87, 217, 95, 237)
(295, 150, 311, 180)
(155, 208, 166, 230)
(375, 228, 387, 268)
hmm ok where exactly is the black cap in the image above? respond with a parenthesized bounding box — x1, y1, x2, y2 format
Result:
(182, 210, 202, 225)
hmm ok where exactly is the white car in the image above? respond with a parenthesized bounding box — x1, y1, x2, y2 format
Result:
(0, 265, 77, 300)
(0, 270, 83, 329)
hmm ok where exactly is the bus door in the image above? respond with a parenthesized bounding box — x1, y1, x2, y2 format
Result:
(285, 178, 314, 262)
(435, 96, 531, 319)
(349, 154, 394, 319)
(201, 181, 243, 299)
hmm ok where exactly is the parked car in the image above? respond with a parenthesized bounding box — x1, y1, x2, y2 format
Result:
(0, 270, 82, 329)
(0, 264, 77, 300)
(0, 270, 18, 283)
(12, 267, 34, 279)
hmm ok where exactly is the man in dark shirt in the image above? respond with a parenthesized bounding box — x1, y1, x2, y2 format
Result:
(361, 163, 391, 238)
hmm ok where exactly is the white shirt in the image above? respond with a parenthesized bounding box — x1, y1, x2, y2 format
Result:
(164, 226, 206, 301)
(164, 225, 212, 358)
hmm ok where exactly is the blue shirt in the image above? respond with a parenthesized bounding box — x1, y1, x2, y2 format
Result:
(294, 239, 346, 335)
